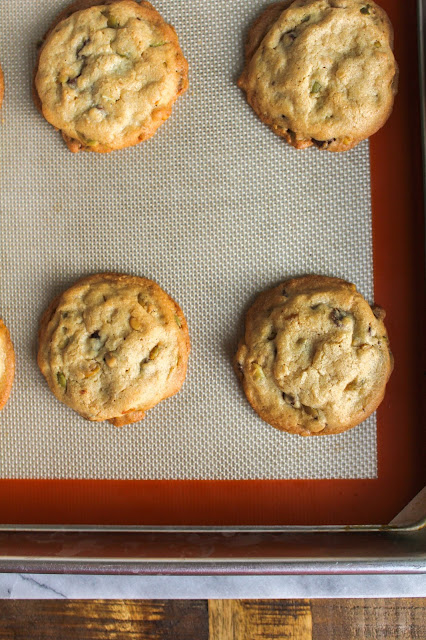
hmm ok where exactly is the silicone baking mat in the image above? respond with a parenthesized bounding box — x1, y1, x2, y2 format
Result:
(0, 0, 382, 481)
(0, 0, 424, 527)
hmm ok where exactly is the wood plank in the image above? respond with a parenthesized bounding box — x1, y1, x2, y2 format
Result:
(0, 598, 425, 639)
(209, 599, 312, 640)
(0, 600, 209, 640)
(311, 598, 426, 640)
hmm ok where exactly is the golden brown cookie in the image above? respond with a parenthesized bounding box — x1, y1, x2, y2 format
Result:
(0, 319, 15, 411)
(243, 1, 293, 63)
(238, 0, 398, 151)
(34, 0, 188, 152)
(0, 64, 4, 108)
(234, 276, 393, 435)
(38, 273, 190, 426)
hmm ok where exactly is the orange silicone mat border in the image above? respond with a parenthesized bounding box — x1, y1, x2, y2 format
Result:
(0, 0, 424, 526)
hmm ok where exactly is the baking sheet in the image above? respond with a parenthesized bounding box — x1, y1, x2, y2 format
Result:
(0, 0, 377, 480)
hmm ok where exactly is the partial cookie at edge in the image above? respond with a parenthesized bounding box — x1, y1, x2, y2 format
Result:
(0, 319, 15, 411)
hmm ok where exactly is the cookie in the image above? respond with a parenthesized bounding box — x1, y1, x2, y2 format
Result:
(234, 276, 393, 435)
(38, 273, 190, 426)
(238, 0, 398, 151)
(0, 64, 4, 108)
(34, 0, 188, 152)
(0, 319, 15, 411)
(243, 1, 293, 63)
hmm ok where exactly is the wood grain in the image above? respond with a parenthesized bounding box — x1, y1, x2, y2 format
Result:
(311, 598, 426, 640)
(0, 598, 424, 640)
(209, 599, 312, 640)
(0, 600, 208, 640)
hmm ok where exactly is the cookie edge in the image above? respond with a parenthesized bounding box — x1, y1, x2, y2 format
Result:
(0, 319, 15, 411)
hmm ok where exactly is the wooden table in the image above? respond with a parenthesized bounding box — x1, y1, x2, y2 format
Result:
(0, 599, 425, 638)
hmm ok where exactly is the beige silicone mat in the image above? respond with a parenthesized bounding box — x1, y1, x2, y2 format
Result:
(0, 0, 377, 480)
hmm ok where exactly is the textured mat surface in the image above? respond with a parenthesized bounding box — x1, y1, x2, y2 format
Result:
(0, 0, 376, 479)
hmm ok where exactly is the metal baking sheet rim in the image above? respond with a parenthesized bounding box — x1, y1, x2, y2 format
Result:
(1, 560, 426, 576)
(0, 0, 424, 572)
(0, 524, 424, 574)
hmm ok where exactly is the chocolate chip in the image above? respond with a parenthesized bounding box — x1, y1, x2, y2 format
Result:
(301, 404, 320, 419)
(282, 392, 295, 405)
(330, 308, 345, 326)
(282, 30, 296, 41)
(68, 68, 83, 87)
(76, 38, 90, 57)
(312, 138, 336, 149)
(90, 331, 100, 339)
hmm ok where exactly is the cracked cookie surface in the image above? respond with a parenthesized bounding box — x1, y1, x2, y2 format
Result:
(35, 0, 188, 152)
(38, 273, 190, 426)
(238, 0, 398, 151)
(0, 319, 15, 411)
(234, 276, 393, 435)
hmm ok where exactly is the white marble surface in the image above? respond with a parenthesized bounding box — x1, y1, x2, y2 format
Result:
(0, 573, 425, 599)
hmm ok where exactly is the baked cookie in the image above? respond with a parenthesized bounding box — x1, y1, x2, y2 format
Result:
(243, 1, 293, 63)
(0, 319, 15, 411)
(234, 276, 393, 435)
(238, 0, 398, 151)
(0, 64, 4, 108)
(38, 273, 190, 426)
(34, 0, 188, 152)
